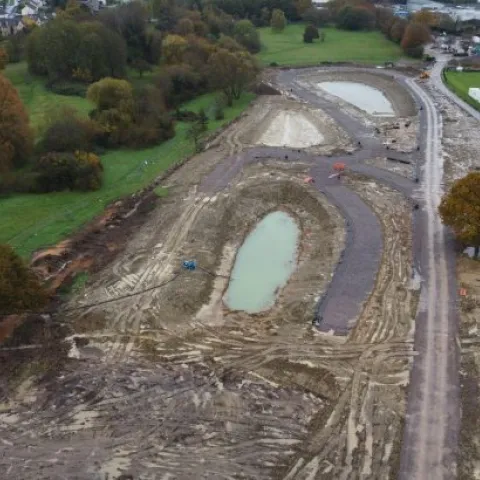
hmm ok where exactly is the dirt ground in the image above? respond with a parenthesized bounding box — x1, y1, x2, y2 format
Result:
(238, 96, 352, 154)
(1, 71, 419, 479)
(456, 256, 480, 480)
(297, 70, 417, 120)
(425, 84, 480, 186)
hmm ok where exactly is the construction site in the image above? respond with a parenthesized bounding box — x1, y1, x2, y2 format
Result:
(1, 64, 480, 480)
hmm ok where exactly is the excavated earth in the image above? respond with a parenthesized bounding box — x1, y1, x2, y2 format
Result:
(0, 69, 429, 480)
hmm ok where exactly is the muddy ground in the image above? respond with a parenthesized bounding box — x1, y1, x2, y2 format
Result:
(456, 256, 480, 480)
(1, 70, 421, 479)
(238, 96, 352, 154)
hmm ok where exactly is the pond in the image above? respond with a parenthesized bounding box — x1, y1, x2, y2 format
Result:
(223, 211, 300, 313)
(317, 81, 395, 117)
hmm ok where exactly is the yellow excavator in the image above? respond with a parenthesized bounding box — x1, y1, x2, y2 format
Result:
(419, 71, 430, 80)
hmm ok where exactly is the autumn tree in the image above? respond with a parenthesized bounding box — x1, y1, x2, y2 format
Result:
(207, 48, 259, 106)
(0, 75, 34, 172)
(162, 34, 188, 64)
(0, 244, 48, 315)
(87, 77, 133, 111)
(295, 0, 313, 16)
(303, 24, 319, 43)
(412, 8, 439, 28)
(0, 47, 8, 70)
(390, 19, 407, 44)
(439, 172, 480, 257)
(271, 9, 287, 32)
(401, 22, 431, 57)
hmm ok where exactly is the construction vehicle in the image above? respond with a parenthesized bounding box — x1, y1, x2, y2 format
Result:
(419, 71, 430, 80)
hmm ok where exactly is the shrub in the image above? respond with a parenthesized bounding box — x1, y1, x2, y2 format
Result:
(0, 244, 48, 315)
(304, 24, 320, 43)
(47, 80, 89, 97)
(155, 64, 207, 108)
(40, 111, 98, 153)
(35, 151, 103, 193)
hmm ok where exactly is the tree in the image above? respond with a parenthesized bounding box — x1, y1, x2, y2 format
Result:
(390, 19, 407, 44)
(176, 18, 195, 36)
(35, 151, 103, 192)
(0, 75, 33, 172)
(87, 77, 133, 112)
(131, 58, 153, 78)
(303, 24, 319, 43)
(207, 48, 259, 106)
(302, 7, 330, 27)
(412, 8, 439, 28)
(439, 172, 480, 257)
(162, 34, 188, 64)
(271, 9, 287, 32)
(233, 19, 261, 53)
(0, 47, 8, 70)
(0, 244, 48, 315)
(337, 6, 375, 31)
(186, 114, 208, 152)
(295, 0, 312, 16)
(401, 22, 431, 57)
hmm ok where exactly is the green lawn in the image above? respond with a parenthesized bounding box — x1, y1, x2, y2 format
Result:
(3, 63, 93, 133)
(443, 71, 480, 111)
(258, 24, 403, 66)
(1, 67, 255, 257)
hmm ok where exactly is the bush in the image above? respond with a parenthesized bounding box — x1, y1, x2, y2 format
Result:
(0, 244, 48, 314)
(404, 45, 424, 58)
(155, 64, 207, 108)
(40, 112, 98, 154)
(0, 171, 39, 195)
(304, 24, 320, 43)
(47, 81, 88, 97)
(213, 95, 226, 120)
(35, 151, 103, 193)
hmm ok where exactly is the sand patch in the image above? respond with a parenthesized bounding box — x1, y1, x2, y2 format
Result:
(260, 111, 325, 148)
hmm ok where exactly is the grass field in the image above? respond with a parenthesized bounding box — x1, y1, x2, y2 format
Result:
(1, 65, 254, 257)
(3, 63, 93, 133)
(443, 70, 480, 111)
(258, 24, 403, 66)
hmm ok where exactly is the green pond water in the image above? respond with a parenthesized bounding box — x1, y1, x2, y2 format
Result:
(224, 211, 299, 313)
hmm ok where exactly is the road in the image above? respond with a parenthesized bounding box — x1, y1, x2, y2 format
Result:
(398, 78, 459, 480)
(430, 53, 480, 121)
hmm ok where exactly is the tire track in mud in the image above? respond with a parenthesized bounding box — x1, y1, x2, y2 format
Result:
(9, 68, 436, 479)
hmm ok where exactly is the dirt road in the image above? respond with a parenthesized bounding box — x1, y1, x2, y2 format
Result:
(0, 67, 462, 479)
(398, 78, 459, 479)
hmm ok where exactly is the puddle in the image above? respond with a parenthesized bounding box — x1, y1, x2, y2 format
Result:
(317, 82, 395, 117)
(259, 111, 324, 148)
(224, 211, 299, 313)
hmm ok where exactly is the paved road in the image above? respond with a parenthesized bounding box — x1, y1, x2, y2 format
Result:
(430, 54, 480, 121)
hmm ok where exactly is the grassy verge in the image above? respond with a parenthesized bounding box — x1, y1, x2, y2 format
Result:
(443, 70, 480, 111)
(258, 24, 403, 66)
(1, 68, 255, 257)
(3, 63, 93, 133)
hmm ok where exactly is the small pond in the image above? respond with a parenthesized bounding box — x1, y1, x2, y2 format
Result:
(317, 81, 395, 117)
(223, 211, 299, 313)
